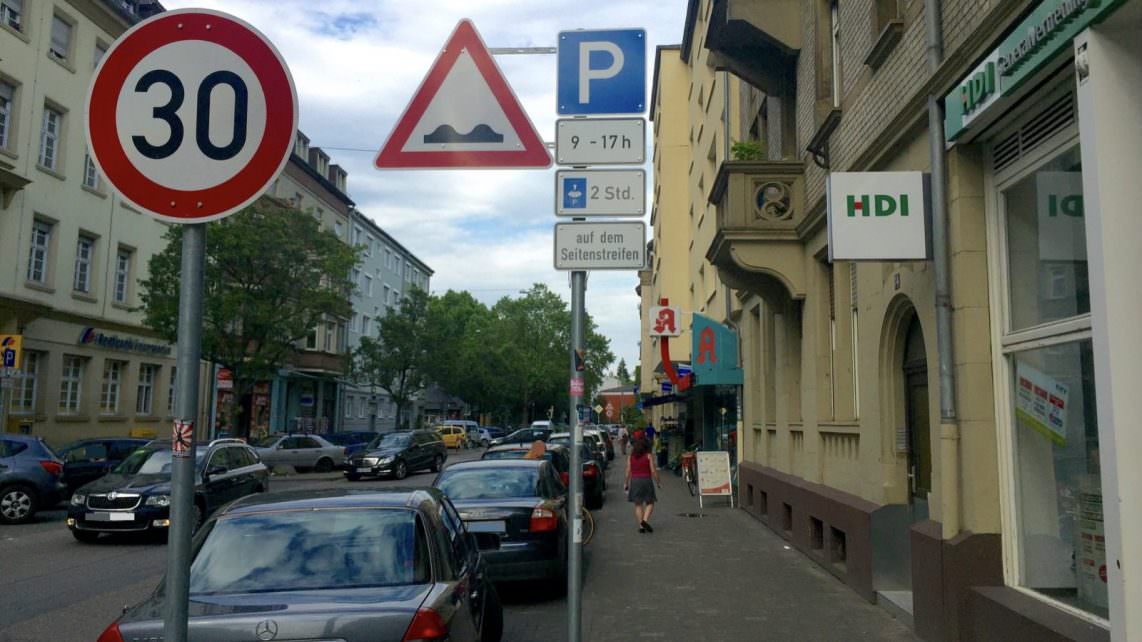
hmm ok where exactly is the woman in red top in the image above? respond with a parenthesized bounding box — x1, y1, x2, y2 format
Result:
(624, 437, 661, 533)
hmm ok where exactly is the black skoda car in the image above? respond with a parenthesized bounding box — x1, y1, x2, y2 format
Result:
(67, 438, 269, 542)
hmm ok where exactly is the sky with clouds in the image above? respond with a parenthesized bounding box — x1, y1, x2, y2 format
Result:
(160, 0, 688, 375)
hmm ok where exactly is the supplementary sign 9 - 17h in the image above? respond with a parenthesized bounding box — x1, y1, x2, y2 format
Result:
(568, 133, 632, 150)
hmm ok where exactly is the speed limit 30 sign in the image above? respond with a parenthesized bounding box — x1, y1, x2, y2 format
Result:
(86, 9, 297, 223)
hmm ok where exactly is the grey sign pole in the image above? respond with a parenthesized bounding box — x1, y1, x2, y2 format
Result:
(164, 223, 205, 642)
(568, 269, 586, 642)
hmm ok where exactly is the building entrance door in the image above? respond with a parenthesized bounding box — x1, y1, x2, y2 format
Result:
(903, 316, 932, 506)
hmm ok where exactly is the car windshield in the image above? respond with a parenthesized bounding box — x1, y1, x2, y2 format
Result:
(435, 467, 542, 500)
(251, 436, 280, 448)
(370, 433, 411, 449)
(114, 448, 205, 475)
(188, 509, 426, 595)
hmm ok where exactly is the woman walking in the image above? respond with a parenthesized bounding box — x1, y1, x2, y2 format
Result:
(624, 437, 661, 533)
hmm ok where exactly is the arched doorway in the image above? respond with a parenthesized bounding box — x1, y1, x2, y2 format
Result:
(903, 315, 931, 505)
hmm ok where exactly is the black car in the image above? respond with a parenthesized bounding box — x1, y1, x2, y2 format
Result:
(57, 437, 150, 494)
(67, 438, 269, 542)
(481, 443, 573, 488)
(546, 437, 607, 509)
(488, 427, 552, 447)
(433, 459, 568, 587)
(347, 429, 447, 481)
(98, 488, 503, 642)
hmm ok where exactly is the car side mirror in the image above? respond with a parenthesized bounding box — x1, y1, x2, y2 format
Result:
(205, 465, 227, 480)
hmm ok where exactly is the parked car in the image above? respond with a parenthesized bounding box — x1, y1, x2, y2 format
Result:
(252, 434, 344, 472)
(472, 427, 505, 447)
(433, 459, 568, 587)
(552, 431, 607, 470)
(481, 443, 572, 488)
(97, 488, 503, 642)
(323, 431, 377, 466)
(546, 436, 607, 509)
(488, 426, 552, 447)
(435, 423, 470, 449)
(584, 428, 614, 462)
(57, 437, 150, 494)
(0, 435, 66, 525)
(67, 438, 268, 542)
(346, 430, 447, 481)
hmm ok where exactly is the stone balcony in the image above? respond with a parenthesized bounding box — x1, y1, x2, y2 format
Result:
(706, 160, 809, 301)
(703, 0, 801, 96)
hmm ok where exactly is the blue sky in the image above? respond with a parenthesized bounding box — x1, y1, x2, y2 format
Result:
(159, 0, 689, 372)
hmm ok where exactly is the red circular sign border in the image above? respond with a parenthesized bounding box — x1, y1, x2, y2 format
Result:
(87, 10, 297, 223)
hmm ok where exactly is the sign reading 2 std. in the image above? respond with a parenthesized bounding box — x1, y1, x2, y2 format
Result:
(86, 9, 298, 223)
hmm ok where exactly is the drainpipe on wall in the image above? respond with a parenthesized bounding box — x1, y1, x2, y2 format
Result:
(924, 0, 960, 539)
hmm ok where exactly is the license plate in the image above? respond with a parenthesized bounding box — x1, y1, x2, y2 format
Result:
(466, 520, 506, 534)
(87, 512, 134, 522)
(356, 467, 372, 473)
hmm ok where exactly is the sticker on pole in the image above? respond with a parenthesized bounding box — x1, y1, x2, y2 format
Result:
(86, 9, 298, 224)
(172, 420, 194, 457)
(570, 377, 584, 397)
(375, 19, 551, 169)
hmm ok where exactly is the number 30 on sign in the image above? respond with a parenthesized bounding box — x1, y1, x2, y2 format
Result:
(86, 9, 297, 224)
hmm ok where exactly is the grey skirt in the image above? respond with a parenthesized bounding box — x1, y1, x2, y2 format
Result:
(628, 477, 657, 504)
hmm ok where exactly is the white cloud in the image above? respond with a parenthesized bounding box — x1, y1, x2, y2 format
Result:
(159, 0, 687, 372)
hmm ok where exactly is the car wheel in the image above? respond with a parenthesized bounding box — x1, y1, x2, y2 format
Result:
(346, 473, 361, 482)
(314, 457, 334, 473)
(481, 582, 504, 642)
(190, 502, 204, 532)
(430, 455, 444, 473)
(393, 459, 408, 480)
(0, 484, 38, 525)
(72, 529, 100, 543)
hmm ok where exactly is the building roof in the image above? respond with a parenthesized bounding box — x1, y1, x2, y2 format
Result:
(352, 209, 434, 276)
(649, 44, 682, 122)
(599, 384, 638, 395)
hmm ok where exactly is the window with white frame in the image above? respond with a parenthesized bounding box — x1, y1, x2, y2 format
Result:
(365, 235, 373, 256)
(324, 321, 335, 352)
(335, 220, 343, 240)
(305, 327, 317, 350)
(38, 106, 61, 170)
(12, 351, 39, 413)
(94, 42, 107, 69)
(27, 220, 52, 284)
(0, 81, 14, 149)
(830, 0, 841, 109)
(345, 396, 353, 418)
(83, 152, 99, 189)
(168, 366, 177, 414)
(1, 0, 22, 31)
(383, 285, 390, 307)
(136, 364, 157, 415)
(114, 247, 132, 303)
(365, 273, 373, 297)
(59, 355, 84, 413)
(351, 268, 360, 289)
(100, 360, 124, 414)
(991, 135, 1105, 618)
(361, 315, 370, 337)
(73, 234, 94, 293)
(50, 15, 72, 62)
(384, 249, 391, 269)
(358, 397, 366, 418)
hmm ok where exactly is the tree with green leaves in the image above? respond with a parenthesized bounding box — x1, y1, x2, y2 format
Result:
(352, 288, 431, 429)
(141, 199, 360, 438)
(616, 358, 632, 384)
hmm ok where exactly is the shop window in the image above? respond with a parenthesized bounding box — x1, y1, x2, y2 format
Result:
(12, 351, 40, 414)
(137, 364, 157, 415)
(59, 355, 84, 414)
(100, 360, 125, 414)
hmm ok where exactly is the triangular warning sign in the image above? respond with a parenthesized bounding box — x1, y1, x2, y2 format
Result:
(375, 19, 552, 170)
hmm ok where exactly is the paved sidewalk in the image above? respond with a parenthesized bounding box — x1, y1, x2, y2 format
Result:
(505, 468, 917, 641)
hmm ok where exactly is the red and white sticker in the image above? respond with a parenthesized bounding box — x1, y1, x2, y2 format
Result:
(172, 419, 194, 457)
(570, 377, 584, 397)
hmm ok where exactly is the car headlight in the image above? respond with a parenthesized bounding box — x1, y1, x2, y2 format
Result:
(145, 495, 171, 507)
(378, 455, 394, 464)
(70, 493, 86, 506)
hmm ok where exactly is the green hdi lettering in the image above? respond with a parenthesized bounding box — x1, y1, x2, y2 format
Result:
(1048, 194, 1084, 217)
(847, 194, 910, 217)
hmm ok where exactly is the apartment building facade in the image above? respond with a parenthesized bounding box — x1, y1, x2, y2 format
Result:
(648, 0, 1141, 640)
(341, 208, 432, 432)
(0, 0, 191, 447)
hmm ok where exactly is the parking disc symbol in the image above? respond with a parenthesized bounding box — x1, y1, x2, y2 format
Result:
(563, 178, 586, 209)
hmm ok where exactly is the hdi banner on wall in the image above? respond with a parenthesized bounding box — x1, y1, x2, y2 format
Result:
(826, 172, 931, 261)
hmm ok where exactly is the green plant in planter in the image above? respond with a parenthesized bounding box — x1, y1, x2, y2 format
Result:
(731, 139, 766, 161)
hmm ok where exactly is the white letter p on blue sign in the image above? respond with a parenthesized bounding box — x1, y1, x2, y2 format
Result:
(578, 41, 624, 103)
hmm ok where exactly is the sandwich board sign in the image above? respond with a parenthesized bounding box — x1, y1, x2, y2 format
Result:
(375, 19, 551, 169)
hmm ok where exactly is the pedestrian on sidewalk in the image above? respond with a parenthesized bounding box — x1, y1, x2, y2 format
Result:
(619, 425, 629, 455)
(624, 437, 661, 533)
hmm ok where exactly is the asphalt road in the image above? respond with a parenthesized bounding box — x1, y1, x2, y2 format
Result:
(0, 446, 612, 641)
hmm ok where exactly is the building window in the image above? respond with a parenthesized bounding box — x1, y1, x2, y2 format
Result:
(100, 360, 124, 414)
(59, 356, 84, 414)
(361, 315, 370, 336)
(305, 327, 317, 350)
(73, 234, 94, 293)
(364, 235, 373, 256)
(1, 0, 23, 31)
(993, 139, 1105, 618)
(83, 153, 99, 189)
(27, 220, 52, 284)
(830, 0, 841, 108)
(364, 273, 373, 297)
(137, 364, 157, 415)
(344, 396, 353, 418)
(334, 220, 343, 239)
(358, 397, 366, 418)
(383, 285, 390, 308)
(38, 106, 61, 170)
(168, 366, 177, 414)
(114, 247, 132, 303)
(0, 80, 14, 150)
(351, 268, 360, 288)
(323, 321, 335, 352)
(13, 351, 39, 413)
(94, 42, 107, 69)
(384, 249, 391, 270)
(50, 15, 72, 62)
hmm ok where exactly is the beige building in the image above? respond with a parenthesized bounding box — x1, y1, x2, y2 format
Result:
(0, 0, 189, 447)
(646, 0, 1142, 640)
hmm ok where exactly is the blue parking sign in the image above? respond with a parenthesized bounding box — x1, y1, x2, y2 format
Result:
(557, 29, 646, 115)
(562, 177, 587, 209)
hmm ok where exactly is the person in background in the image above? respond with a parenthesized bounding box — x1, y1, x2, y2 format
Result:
(619, 425, 629, 455)
(645, 422, 657, 445)
(624, 437, 661, 533)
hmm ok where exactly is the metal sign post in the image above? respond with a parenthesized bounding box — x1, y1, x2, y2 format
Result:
(568, 269, 586, 642)
(166, 225, 205, 642)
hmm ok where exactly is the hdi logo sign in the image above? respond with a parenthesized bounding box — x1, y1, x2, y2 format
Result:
(827, 171, 929, 261)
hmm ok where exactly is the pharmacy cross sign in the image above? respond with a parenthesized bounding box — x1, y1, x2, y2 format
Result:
(86, 9, 298, 223)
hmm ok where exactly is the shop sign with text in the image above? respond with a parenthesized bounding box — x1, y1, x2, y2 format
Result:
(826, 172, 929, 261)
